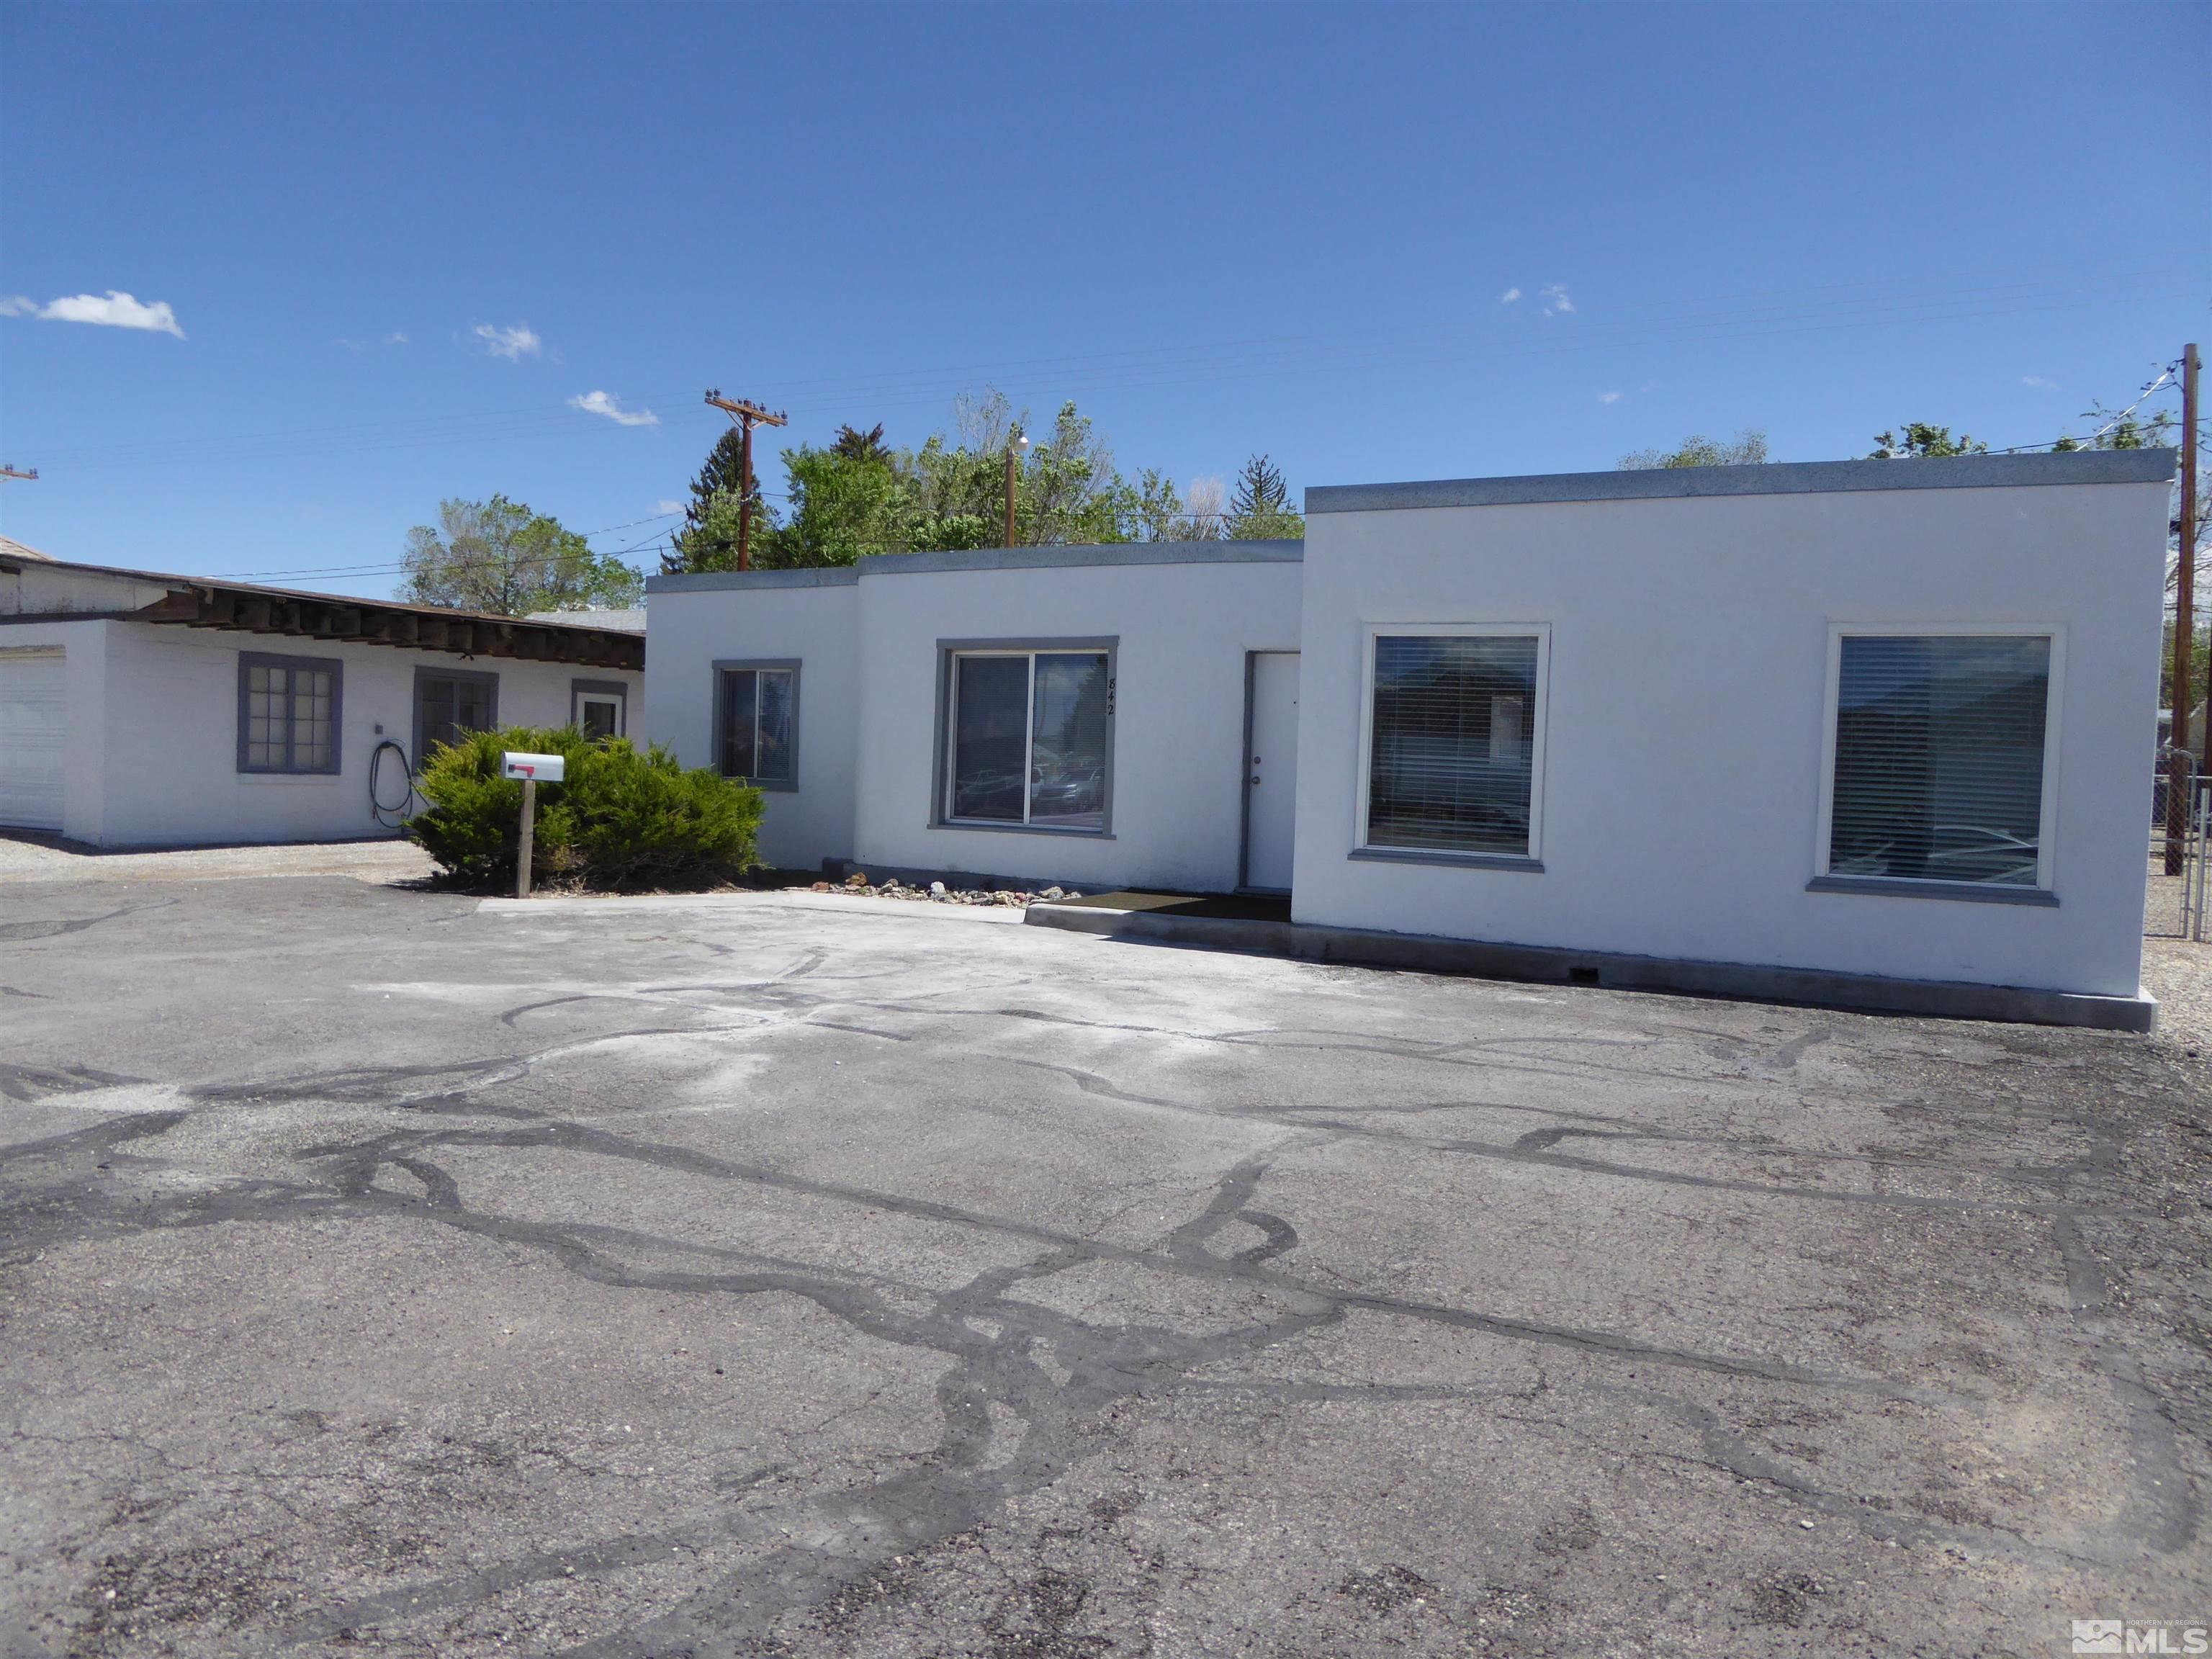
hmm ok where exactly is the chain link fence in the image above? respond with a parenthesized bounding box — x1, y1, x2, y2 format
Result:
(2149, 750, 2208, 942)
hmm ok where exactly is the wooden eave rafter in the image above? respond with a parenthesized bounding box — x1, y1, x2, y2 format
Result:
(125, 582, 643, 670)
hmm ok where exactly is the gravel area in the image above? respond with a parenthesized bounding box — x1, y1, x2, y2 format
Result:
(808, 871, 1084, 908)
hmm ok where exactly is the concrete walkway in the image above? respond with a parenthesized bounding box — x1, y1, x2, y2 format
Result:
(0, 833, 436, 886)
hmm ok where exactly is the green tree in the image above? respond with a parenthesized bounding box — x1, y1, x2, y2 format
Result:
(1222, 453, 1305, 539)
(2054, 409, 2173, 452)
(763, 440, 908, 567)
(667, 427, 774, 572)
(1012, 400, 1130, 545)
(894, 392, 1132, 551)
(401, 495, 642, 614)
(1871, 423, 1988, 459)
(1129, 468, 1199, 541)
(1619, 429, 1769, 469)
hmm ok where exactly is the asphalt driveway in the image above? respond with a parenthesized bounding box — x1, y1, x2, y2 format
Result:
(1, 873, 2207, 1657)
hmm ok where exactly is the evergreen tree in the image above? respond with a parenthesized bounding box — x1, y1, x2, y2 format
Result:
(830, 423, 891, 463)
(666, 428, 772, 573)
(1222, 453, 1304, 540)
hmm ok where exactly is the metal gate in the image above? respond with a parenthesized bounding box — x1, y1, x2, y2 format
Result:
(2153, 751, 2210, 943)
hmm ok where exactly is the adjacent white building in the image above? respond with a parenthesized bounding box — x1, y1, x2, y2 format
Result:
(644, 450, 2176, 1024)
(0, 553, 644, 848)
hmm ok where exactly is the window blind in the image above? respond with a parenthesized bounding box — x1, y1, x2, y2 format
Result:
(1367, 634, 1539, 855)
(1828, 634, 2050, 887)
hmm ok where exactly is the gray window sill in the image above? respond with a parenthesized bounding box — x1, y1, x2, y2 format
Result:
(237, 770, 342, 781)
(1350, 845, 1543, 873)
(1806, 874, 2057, 907)
(935, 819, 1115, 840)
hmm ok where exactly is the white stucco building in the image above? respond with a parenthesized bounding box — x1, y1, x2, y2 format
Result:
(645, 449, 2173, 1025)
(0, 553, 644, 848)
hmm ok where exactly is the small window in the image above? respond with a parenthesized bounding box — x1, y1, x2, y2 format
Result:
(1822, 632, 2055, 891)
(716, 662, 798, 789)
(943, 647, 1112, 832)
(415, 667, 498, 764)
(1362, 629, 1546, 859)
(237, 652, 342, 775)
(571, 680, 627, 740)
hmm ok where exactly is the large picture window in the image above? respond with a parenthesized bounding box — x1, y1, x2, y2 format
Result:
(1361, 629, 1546, 860)
(717, 662, 797, 788)
(1822, 631, 2056, 891)
(943, 646, 1113, 832)
(238, 652, 341, 775)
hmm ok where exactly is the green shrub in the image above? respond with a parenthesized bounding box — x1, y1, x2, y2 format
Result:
(405, 726, 764, 891)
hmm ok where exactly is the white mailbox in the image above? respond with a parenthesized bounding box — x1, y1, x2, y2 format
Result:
(500, 751, 566, 783)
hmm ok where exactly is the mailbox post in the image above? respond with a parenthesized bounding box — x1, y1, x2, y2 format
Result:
(500, 752, 566, 898)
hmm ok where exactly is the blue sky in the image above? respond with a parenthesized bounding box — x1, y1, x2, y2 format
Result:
(3, 2, 2204, 596)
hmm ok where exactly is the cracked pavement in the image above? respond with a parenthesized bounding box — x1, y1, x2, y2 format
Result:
(1, 875, 2208, 1656)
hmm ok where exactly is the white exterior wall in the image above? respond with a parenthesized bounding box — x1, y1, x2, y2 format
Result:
(0, 619, 641, 848)
(1292, 475, 2172, 998)
(642, 573, 860, 873)
(851, 555, 1303, 891)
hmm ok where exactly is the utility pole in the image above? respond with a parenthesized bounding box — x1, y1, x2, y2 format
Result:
(2171, 344, 2201, 873)
(1002, 427, 1029, 548)
(704, 391, 786, 572)
(2185, 343, 2203, 774)
(0, 466, 38, 482)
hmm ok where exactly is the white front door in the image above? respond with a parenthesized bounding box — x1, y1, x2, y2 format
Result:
(0, 647, 67, 832)
(1244, 652, 1299, 891)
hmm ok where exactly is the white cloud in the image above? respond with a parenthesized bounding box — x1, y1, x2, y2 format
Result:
(385, 331, 408, 346)
(654, 499, 684, 516)
(474, 321, 542, 360)
(569, 390, 659, 428)
(2021, 374, 2059, 390)
(1498, 287, 1521, 305)
(1540, 283, 1574, 317)
(4, 290, 184, 336)
(1597, 390, 1624, 405)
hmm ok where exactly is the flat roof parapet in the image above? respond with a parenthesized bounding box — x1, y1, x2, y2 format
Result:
(647, 539, 1303, 593)
(1305, 449, 2177, 515)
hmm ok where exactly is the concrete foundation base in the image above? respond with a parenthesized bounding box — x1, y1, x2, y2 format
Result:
(1022, 901, 2157, 1033)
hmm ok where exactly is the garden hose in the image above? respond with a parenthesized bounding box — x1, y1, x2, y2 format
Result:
(369, 739, 417, 830)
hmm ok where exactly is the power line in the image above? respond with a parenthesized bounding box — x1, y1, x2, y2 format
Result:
(16, 262, 2198, 472)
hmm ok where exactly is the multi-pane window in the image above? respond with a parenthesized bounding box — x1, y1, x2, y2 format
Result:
(719, 665, 796, 787)
(1364, 631, 1545, 858)
(416, 670, 497, 763)
(945, 649, 1112, 831)
(238, 653, 341, 775)
(1825, 633, 2054, 889)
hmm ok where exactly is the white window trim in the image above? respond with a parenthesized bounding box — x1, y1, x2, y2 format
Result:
(1354, 621, 1552, 867)
(570, 678, 628, 739)
(1812, 621, 2067, 899)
